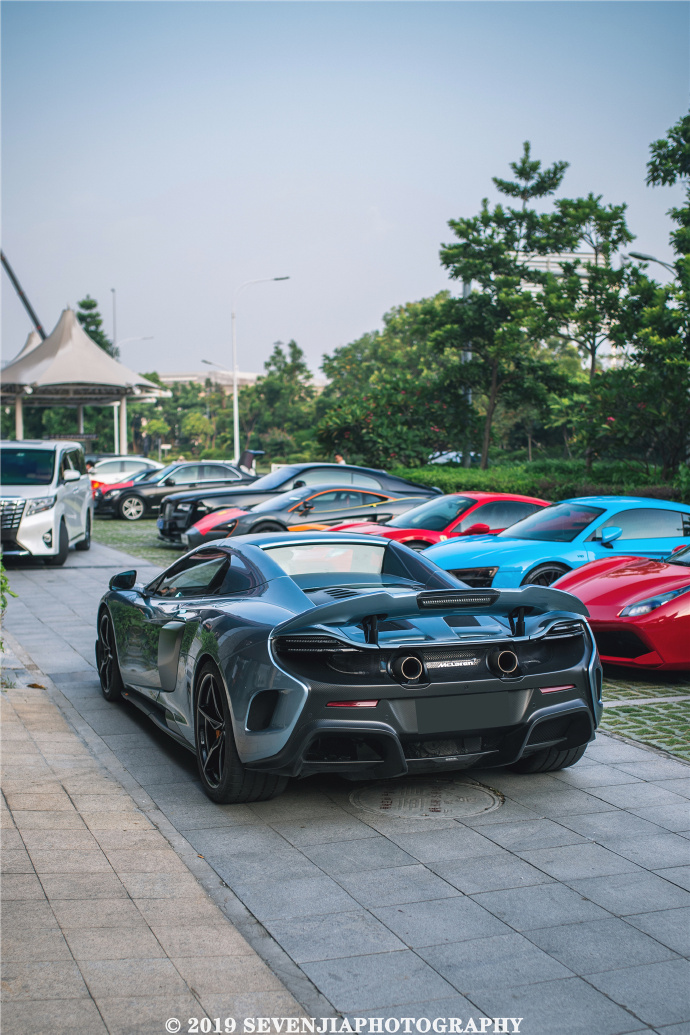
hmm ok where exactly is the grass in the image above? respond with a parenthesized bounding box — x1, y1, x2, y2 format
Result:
(93, 517, 182, 568)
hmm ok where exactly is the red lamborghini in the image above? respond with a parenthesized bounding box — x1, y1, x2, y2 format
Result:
(330, 491, 550, 550)
(554, 547, 690, 671)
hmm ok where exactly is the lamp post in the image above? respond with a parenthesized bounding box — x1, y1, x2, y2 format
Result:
(627, 252, 677, 276)
(230, 277, 289, 464)
(115, 335, 154, 348)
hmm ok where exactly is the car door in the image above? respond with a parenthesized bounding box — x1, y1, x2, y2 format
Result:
(587, 507, 690, 560)
(57, 450, 83, 538)
(285, 490, 349, 529)
(199, 463, 243, 490)
(119, 550, 230, 696)
(149, 464, 204, 509)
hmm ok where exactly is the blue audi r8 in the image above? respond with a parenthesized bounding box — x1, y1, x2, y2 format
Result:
(424, 496, 690, 588)
(96, 532, 601, 803)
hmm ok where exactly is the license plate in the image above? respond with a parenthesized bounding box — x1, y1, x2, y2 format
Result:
(156, 517, 164, 530)
(182, 533, 189, 546)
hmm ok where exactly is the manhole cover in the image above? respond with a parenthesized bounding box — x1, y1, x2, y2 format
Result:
(350, 777, 502, 819)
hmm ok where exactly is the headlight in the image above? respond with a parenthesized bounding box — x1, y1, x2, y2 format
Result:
(619, 585, 690, 617)
(105, 490, 122, 499)
(177, 503, 192, 512)
(26, 496, 57, 516)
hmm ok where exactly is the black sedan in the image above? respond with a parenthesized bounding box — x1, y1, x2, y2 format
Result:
(181, 484, 434, 549)
(96, 532, 602, 804)
(156, 462, 440, 543)
(95, 461, 255, 521)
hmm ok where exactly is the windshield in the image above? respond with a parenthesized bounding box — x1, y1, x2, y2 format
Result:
(265, 541, 386, 576)
(250, 466, 300, 491)
(139, 463, 179, 484)
(388, 495, 475, 531)
(1, 449, 56, 486)
(669, 545, 690, 567)
(251, 487, 309, 513)
(498, 502, 604, 543)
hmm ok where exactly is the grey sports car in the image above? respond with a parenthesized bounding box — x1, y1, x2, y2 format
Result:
(96, 532, 603, 804)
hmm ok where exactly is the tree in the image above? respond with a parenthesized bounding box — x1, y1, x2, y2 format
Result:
(240, 341, 318, 460)
(439, 143, 571, 468)
(76, 296, 119, 358)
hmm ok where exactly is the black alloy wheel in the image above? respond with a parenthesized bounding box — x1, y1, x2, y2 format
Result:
(75, 511, 92, 551)
(521, 562, 570, 587)
(250, 522, 286, 533)
(45, 520, 69, 566)
(194, 661, 288, 804)
(97, 610, 123, 701)
(119, 494, 146, 521)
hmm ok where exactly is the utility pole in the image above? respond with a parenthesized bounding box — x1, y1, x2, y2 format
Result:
(461, 280, 472, 468)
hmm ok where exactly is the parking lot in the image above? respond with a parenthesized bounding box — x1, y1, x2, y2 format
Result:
(3, 542, 690, 1034)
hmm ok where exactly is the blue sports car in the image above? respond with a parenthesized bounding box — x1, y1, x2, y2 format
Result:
(424, 496, 690, 588)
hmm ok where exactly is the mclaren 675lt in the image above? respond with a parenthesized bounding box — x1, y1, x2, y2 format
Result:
(96, 533, 603, 803)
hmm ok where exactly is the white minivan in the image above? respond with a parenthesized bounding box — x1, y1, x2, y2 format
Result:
(1, 440, 94, 566)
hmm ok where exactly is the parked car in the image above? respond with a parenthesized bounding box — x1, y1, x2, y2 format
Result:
(553, 545, 690, 671)
(330, 492, 550, 549)
(1, 440, 94, 565)
(181, 484, 435, 549)
(424, 497, 690, 587)
(95, 461, 254, 521)
(156, 462, 441, 544)
(89, 456, 163, 495)
(96, 531, 601, 803)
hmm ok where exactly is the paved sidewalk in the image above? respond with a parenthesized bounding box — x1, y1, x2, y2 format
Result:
(3, 543, 690, 1034)
(1, 640, 304, 1035)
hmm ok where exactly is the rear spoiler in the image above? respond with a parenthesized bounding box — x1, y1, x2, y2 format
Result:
(273, 584, 589, 639)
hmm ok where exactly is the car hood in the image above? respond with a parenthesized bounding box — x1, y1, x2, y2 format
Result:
(192, 507, 249, 533)
(424, 535, 537, 568)
(1, 484, 62, 500)
(554, 555, 690, 614)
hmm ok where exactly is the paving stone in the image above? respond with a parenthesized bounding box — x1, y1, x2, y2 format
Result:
(473, 882, 610, 930)
(1, 846, 35, 873)
(1, 929, 73, 962)
(558, 808, 673, 843)
(470, 976, 643, 1035)
(302, 835, 416, 874)
(588, 783, 689, 809)
(477, 818, 588, 850)
(199, 991, 305, 1021)
(588, 959, 690, 1027)
(526, 916, 677, 973)
(94, 994, 206, 1035)
(2, 899, 60, 930)
(27, 848, 114, 874)
(0, 998, 108, 1035)
(63, 925, 166, 961)
(233, 874, 361, 921)
(656, 866, 690, 892)
(372, 895, 512, 947)
(336, 864, 460, 908)
(117, 871, 208, 899)
(20, 828, 101, 851)
(607, 832, 690, 869)
(625, 907, 690, 955)
(631, 803, 690, 833)
(567, 871, 690, 915)
(78, 957, 190, 998)
(269, 815, 378, 846)
(302, 950, 456, 1012)
(38, 872, 128, 899)
(383, 825, 505, 863)
(172, 954, 284, 995)
(151, 923, 253, 958)
(518, 842, 641, 880)
(418, 932, 573, 993)
(263, 910, 404, 963)
(51, 897, 147, 929)
(430, 851, 555, 895)
(1, 872, 46, 900)
(551, 764, 643, 788)
(1, 960, 89, 1000)
(104, 848, 190, 874)
(501, 787, 612, 816)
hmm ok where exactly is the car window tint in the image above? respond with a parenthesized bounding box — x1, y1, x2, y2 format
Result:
(201, 464, 239, 481)
(216, 552, 263, 595)
(388, 496, 475, 531)
(168, 465, 202, 484)
(303, 491, 342, 512)
(360, 492, 389, 507)
(458, 500, 541, 531)
(299, 468, 352, 486)
(68, 449, 87, 475)
(152, 550, 229, 597)
(352, 473, 382, 488)
(501, 503, 604, 542)
(591, 508, 689, 540)
(1, 449, 56, 486)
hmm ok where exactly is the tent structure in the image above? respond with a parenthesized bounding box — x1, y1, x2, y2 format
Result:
(1, 309, 167, 453)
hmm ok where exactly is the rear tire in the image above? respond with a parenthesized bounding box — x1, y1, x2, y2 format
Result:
(195, 661, 288, 804)
(511, 743, 587, 774)
(75, 511, 92, 551)
(521, 562, 569, 587)
(45, 520, 69, 566)
(403, 540, 431, 552)
(251, 522, 285, 533)
(96, 610, 124, 701)
(119, 495, 146, 521)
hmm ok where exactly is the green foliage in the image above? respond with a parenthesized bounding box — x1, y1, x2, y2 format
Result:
(76, 296, 118, 358)
(0, 560, 18, 653)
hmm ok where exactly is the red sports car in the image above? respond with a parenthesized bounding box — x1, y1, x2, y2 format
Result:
(330, 491, 550, 550)
(554, 547, 690, 671)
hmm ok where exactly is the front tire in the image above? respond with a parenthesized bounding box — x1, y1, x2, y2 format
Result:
(194, 662, 287, 804)
(75, 511, 92, 551)
(403, 540, 431, 552)
(251, 522, 286, 533)
(511, 743, 587, 774)
(45, 520, 69, 566)
(97, 610, 124, 701)
(119, 495, 146, 521)
(521, 562, 569, 587)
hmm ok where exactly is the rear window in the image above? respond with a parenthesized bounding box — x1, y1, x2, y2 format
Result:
(265, 542, 386, 576)
(1, 449, 56, 486)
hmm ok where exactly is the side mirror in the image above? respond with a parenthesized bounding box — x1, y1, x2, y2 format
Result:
(300, 502, 314, 513)
(109, 570, 137, 591)
(293, 480, 306, 489)
(457, 523, 491, 536)
(63, 469, 81, 483)
(601, 526, 623, 547)
(164, 477, 176, 486)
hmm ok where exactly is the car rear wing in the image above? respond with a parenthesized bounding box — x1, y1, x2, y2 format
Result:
(273, 584, 589, 641)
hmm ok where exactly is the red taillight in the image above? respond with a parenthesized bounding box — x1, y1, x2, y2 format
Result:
(327, 700, 379, 708)
(539, 685, 576, 694)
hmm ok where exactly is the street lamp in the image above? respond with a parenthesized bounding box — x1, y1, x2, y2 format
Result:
(627, 252, 677, 276)
(230, 277, 289, 464)
(115, 336, 154, 348)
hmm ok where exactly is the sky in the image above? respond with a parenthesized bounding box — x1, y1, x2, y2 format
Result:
(2, 1, 688, 378)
